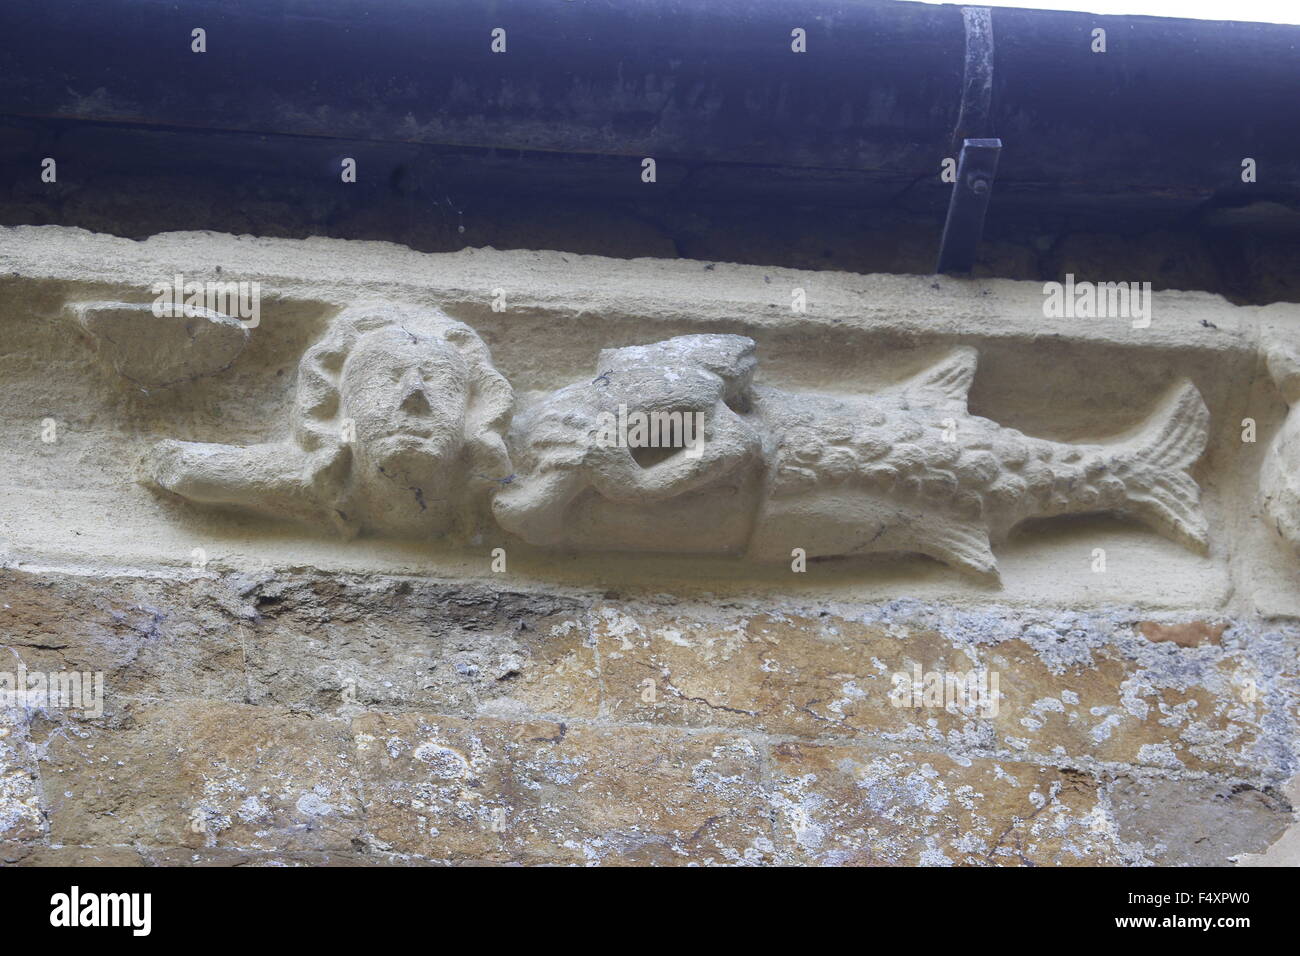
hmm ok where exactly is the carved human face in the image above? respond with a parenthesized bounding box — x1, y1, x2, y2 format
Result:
(339, 327, 469, 514)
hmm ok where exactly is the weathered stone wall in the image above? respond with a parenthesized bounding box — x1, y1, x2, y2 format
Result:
(1, 226, 1297, 865)
(1, 570, 1295, 865)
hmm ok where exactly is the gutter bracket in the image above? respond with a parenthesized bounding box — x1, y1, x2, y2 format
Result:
(937, 137, 1002, 274)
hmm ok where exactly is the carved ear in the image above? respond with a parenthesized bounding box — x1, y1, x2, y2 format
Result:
(681, 334, 757, 385)
(899, 346, 978, 410)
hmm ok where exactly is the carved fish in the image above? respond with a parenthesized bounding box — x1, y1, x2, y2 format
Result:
(494, 335, 1212, 580)
(748, 345, 1211, 579)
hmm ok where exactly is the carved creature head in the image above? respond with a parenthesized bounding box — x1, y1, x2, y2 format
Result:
(494, 334, 762, 548)
(596, 334, 757, 408)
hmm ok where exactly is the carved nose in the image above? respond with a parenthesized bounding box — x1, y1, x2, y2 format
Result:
(399, 372, 433, 415)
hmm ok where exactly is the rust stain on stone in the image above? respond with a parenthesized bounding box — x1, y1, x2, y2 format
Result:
(1137, 620, 1226, 647)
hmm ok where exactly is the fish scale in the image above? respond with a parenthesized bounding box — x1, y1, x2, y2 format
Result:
(751, 345, 1210, 576)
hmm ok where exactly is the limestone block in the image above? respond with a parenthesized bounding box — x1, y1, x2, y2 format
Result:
(1108, 776, 1292, 866)
(7, 846, 146, 867)
(352, 712, 773, 865)
(591, 603, 1287, 780)
(767, 744, 1128, 865)
(69, 300, 249, 389)
(0, 570, 248, 706)
(36, 701, 364, 852)
(133, 847, 407, 867)
(984, 629, 1269, 775)
(0, 711, 43, 845)
(593, 605, 996, 745)
(240, 576, 598, 719)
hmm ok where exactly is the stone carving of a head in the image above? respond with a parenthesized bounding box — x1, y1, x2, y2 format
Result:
(147, 302, 512, 540)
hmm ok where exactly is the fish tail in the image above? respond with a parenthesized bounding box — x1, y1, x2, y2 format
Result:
(1117, 380, 1210, 551)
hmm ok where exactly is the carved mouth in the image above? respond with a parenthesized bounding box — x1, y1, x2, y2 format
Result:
(369, 430, 459, 465)
(374, 424, 439, 440)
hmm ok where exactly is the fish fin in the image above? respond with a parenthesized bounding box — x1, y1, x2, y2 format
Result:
(1122, 380, 1210, 551)
(917, 518, 1000, 582)
(904, 346, 978, 410)
(1126, 480, 1208, 552)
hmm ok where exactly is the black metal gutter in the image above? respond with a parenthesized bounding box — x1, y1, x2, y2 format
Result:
(1, 1, 1297, 266)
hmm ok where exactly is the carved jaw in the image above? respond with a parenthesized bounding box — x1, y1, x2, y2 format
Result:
(349, 440, 467, 538)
